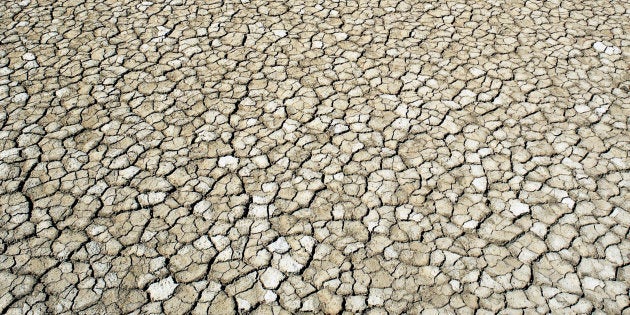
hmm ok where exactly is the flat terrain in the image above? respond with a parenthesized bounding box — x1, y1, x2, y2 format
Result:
(1, 0, 629, 313)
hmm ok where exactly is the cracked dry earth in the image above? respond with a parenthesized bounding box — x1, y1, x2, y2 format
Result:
(1, 0, 629, 314)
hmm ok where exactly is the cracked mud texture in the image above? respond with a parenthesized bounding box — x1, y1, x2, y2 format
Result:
(1, 0, 629, 314)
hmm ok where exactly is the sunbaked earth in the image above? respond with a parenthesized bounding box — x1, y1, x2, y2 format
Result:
(1, 0, 629, 314)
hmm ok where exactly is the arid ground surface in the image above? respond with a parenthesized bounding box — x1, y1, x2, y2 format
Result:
(1, 0, 629, 313)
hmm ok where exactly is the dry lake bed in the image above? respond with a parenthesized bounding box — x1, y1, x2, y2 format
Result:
(1, 0, 629, 313)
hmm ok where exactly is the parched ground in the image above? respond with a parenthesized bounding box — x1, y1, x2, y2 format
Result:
(1, 0, 629, 313)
